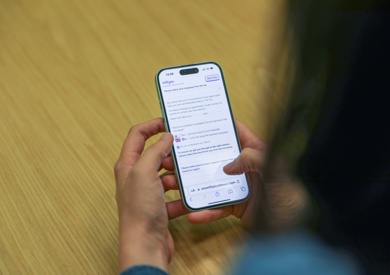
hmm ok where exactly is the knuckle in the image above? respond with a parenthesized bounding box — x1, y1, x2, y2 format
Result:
(240, 148, 251, 158)
(114, 160, 126, 178)
(127, 124, 140, 136)
(240, 149, 252, 162)
(241, 148, 262, 172)
(114, 160, 121, 174)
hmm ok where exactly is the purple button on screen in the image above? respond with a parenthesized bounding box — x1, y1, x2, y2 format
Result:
(205, 74, 220, 82)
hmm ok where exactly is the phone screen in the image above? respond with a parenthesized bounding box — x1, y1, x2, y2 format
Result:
(156, 62, 250, 210)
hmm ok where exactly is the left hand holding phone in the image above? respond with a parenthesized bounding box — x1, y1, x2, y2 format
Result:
(114, 117, 176, 272)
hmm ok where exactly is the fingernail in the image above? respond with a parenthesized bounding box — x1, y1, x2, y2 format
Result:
(160, 133, 171, 140)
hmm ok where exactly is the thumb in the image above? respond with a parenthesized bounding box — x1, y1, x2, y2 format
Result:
(223, 148, 264, 175)
(137, 133, 173, 171)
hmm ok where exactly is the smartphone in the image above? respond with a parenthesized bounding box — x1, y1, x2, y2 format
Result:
(155, 62, 250, 211)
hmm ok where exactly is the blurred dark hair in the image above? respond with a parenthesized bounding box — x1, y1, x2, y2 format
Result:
(269, 0, 387, 171)
(258, 1, 390, 273)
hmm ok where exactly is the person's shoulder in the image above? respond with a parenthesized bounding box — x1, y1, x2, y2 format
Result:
(230, 231, 362, 275)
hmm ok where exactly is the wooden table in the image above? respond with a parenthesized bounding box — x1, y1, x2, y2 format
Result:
(0, 1, 287, 274)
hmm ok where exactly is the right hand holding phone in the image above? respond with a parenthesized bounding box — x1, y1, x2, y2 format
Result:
(164, 119, 264, 227)
(164, 119, 308, 230)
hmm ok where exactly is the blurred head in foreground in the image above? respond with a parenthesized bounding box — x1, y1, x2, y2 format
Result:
(252, 0, 390, 273)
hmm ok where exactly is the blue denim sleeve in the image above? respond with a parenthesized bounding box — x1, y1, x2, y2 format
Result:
(120, 265, 168, 275)
(230, 230, 362, 275)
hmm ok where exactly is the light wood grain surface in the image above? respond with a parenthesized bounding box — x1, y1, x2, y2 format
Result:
(0, 1, 287, 274)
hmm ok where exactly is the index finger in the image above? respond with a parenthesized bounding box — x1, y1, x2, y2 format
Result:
(118, 117, 166, 166)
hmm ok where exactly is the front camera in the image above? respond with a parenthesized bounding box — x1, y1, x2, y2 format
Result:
(179, 68, 199, 75)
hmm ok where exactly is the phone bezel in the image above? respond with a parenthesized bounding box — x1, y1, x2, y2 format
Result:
(155, 61, 250, 211)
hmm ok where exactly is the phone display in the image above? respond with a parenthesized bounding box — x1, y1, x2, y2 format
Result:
(156, 62, 250, 210)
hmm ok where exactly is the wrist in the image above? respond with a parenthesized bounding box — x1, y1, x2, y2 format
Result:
(119, 222, 169, 272)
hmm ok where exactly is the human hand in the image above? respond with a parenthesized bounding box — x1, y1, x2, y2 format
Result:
(163, 120, 308, 231)
(114, 118, 174, 272)
(161, 120, 266, 227)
